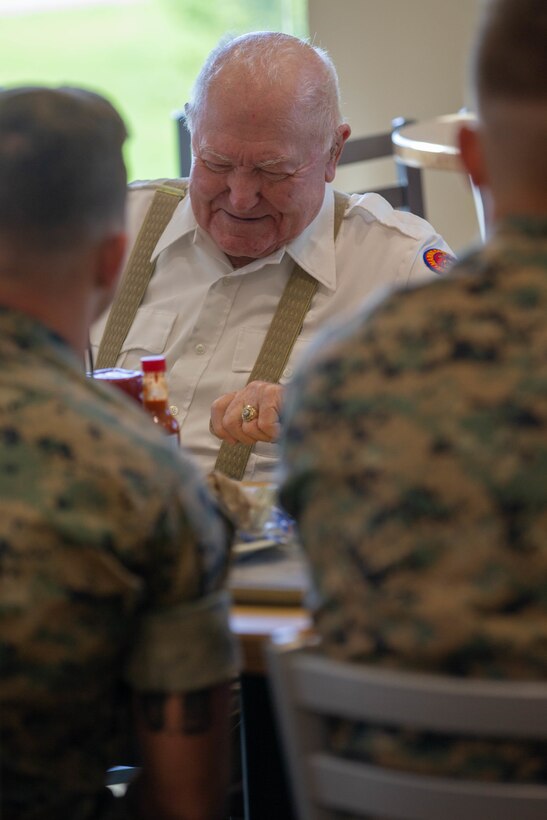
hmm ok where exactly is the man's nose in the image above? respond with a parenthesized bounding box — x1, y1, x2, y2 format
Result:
(227, 169, 261, 212)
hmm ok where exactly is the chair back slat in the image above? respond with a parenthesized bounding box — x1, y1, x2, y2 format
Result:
(289, 652, 547, 737)
(310, 754, 547, 820)
(267, 637, 547, 820)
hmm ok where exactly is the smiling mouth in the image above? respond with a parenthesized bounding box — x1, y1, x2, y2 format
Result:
(222, 210, 267, 222)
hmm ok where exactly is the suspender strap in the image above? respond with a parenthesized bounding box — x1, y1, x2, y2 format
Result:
(95, 180, 188, 369)
(214, 190, 350, 479)
(213, 263, 317, 480)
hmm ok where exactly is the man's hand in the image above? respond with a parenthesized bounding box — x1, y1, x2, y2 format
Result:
(210, 380, 283, 445)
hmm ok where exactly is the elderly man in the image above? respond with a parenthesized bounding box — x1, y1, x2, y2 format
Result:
(0, 87, 237, 820)
(280, 0, 547, 783)
(91, 31, 453, 481)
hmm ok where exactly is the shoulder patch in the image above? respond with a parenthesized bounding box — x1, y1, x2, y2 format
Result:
(423, 248, 456, 274)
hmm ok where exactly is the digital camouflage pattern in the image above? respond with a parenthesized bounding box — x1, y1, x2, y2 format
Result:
(280, 217, 547, 788)
(0, 308, 239, 819)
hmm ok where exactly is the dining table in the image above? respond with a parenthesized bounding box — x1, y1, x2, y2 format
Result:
(228, 536, 311, 820)
(392, 111, 474, 172)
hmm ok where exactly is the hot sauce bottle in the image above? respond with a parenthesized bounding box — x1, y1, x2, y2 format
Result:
(140, 355, 180, 447)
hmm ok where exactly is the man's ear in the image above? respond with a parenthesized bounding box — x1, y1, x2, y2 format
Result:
(96, 232, 127, 291)
(458, 123, 488, 188)
(91, 232, 127, 323)
(325, 123, 351, 182)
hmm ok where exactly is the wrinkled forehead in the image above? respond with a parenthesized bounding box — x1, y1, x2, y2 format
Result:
(192, 78, 322, 158)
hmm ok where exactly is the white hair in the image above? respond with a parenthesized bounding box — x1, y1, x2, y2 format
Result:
(184, 31, 344, 151)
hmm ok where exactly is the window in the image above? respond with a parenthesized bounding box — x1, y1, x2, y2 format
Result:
(0, 0, 308, 179)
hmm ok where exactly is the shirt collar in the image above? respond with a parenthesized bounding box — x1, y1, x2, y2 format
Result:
(150, 185, 338, 291)
(285, 185, 337, 291)
(151, 193, 199, 261)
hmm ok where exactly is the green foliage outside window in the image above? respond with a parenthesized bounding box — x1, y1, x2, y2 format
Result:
(0, 0, 308, 180)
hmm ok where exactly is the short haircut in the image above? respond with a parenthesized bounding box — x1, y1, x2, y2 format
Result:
(0, 86, 128, 250)
(473, 0, 547, 105)
(184, 31, 343, 151)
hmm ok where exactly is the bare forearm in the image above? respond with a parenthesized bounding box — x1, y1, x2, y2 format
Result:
(129, 683, 232, 820)
(128, 773, 227, 820)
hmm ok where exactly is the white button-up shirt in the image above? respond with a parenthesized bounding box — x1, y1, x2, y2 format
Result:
(91, 182, 453, 480)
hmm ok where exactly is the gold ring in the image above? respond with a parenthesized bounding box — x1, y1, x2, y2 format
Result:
(241, 404, 258, 423)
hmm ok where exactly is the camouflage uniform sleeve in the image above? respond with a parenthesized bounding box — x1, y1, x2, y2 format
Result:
(125, 590, 238, 693)
(124, 453, 239, 693)
(279, 329, 389, 659)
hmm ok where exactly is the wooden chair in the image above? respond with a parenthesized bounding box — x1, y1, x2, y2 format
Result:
(337, 117, 426, 218)
(266, 635, 547, 820)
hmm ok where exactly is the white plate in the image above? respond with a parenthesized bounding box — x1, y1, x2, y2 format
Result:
(232, 538, 280, 558)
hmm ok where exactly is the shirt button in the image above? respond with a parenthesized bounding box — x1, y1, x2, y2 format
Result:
(170, 405, 179, 416)
(283, 365, 293, 378)
(222, 277, 231, 286)
(195, 343, 206, 355)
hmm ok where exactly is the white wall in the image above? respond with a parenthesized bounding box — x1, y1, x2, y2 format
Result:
(308, 0, 483, 253)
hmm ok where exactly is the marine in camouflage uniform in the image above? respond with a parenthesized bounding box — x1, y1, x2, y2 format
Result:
(280, 216, 547, 788)
(0, 307, 239, 819)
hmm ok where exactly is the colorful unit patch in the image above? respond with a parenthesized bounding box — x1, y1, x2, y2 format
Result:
(423, 248, 455, 274)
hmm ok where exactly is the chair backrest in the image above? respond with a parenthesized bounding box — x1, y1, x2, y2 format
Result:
(173, 112, 426, 219)
(173, 109, 192, 177)
(337, 117, 426, 219)
(266, 636, 547, 820)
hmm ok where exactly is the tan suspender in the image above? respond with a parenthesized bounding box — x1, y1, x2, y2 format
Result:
(95, 179, 189, 369)
(214, 190, 350, 479)
(96, 180, 349, 478)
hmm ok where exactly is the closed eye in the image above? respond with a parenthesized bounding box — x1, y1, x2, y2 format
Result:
(201, 159, 292, 180)
(260, 169, 290, 181)
(203, 160, 232, 173)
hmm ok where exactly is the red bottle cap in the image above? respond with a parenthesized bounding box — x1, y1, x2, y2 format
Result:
(141, 355, 167, 373)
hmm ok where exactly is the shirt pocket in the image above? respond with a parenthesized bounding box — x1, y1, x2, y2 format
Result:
(231, 327, 311, 385)
(90, 307, 177, 368)
(122, 308, 177, 355)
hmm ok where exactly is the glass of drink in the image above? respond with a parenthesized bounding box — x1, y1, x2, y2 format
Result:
(89, 368, 143, 405)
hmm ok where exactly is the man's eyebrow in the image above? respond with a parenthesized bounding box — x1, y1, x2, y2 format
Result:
(257, 156, 291, 169)
(199, 146, 291, 168)
(200, 148, 232, 163)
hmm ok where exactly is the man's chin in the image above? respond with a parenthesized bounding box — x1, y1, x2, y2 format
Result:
(213, 234, 278, 263)
(224, 248, 270, 268)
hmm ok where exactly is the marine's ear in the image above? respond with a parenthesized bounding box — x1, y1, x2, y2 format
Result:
(91, 232, 127, 321)
(95, 232, 127, 291)
(458, 123, 489, 188)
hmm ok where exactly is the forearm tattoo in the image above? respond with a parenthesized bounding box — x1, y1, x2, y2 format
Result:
(182, 689, 213, 734)
(138, 689, 213, 734)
